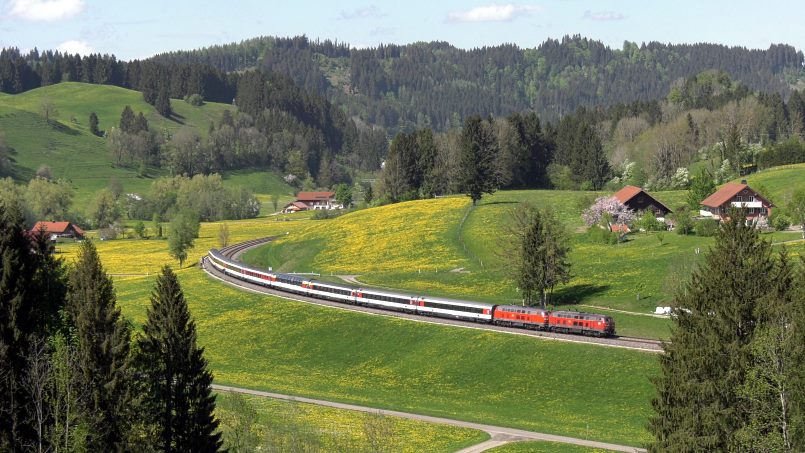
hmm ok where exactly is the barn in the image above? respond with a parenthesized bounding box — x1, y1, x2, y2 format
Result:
(612, 186, 672, 219)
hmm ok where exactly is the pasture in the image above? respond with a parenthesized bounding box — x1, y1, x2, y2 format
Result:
(111, 268, 657, 447)
(215, 392, 487, 452)
(59, 221, 659, 447)
(487, 441, 610, 452)
(0, 82, 293, 208)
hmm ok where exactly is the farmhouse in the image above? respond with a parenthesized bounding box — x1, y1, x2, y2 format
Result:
(30, 221, 85, 241)
(281, 191, 341, 213)
(612, 185, 672, 219)
(700, 180, 774, 221)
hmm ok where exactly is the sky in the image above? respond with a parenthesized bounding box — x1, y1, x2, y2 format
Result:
(1, 0, 804, 60)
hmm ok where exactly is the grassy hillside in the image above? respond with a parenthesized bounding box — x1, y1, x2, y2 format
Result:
(57, 220, 658, 447)
(738, 163, 805, 205)
(114, 270, 657, 447)
(243, 181, 804, 338)
(216, 392, 487, 452)
(0, 82, 294, 208)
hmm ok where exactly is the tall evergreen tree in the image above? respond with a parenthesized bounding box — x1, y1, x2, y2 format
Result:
(120, 105, 135, 133)
(0, 199, 38, 449)
(89, 111, 99, 136)
(67, 240, 132, 451)
(137, 266, 223, 453)
(687, 168, 716, 210)
(459, 115, 500, 205)
(156, 85, 172, 118)
(648, 209, 776, 451)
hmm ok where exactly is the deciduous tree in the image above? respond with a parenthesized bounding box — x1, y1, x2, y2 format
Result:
(168, 211, 200, 268)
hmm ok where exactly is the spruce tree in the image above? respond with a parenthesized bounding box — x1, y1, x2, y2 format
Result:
(0, 199, 38, 449)
(89, 111, 99, 136)
(459, 115, 500, 205)
(137, 266, 222, 453)
(67, 240, 132, 451)
(119, 105, 135, 133)
(648, 209, 776, 451)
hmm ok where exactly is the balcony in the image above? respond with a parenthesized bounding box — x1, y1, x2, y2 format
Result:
(731, 201, 763, 208)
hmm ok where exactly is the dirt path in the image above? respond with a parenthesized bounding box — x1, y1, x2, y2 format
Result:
(212, 384, 646, 453)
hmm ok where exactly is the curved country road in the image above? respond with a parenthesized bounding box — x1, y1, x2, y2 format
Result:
(212, 384, 646, 452)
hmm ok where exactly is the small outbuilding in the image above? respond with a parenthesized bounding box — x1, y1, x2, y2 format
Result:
(31, 221, 85, 241)
(612, 186, 672, 218)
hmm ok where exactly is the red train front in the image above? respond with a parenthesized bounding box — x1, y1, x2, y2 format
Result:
(548, 311, 615, 337)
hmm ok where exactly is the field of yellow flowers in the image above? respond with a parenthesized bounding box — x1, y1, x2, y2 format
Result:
(243, 196, 472, 274)
(112, 268, 657, 448)
(215, 392, 487, 452)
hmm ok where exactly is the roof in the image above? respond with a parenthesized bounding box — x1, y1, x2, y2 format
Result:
(700, 182, 775, 208)
(31, 221, 85, 236)
(283, 201, 309, 211)
(296, 191, 335, 201)
(612, 185, 643, 204)
(611, 224, 631, 233)
(612, 185, 672, 214)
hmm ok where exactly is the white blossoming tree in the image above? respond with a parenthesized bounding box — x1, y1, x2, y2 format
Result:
(582, 196, 637, 229)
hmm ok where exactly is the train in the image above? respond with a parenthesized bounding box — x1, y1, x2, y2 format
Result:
(206, 249, 616, 337)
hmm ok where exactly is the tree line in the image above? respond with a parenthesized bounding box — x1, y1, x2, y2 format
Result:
(0, 199, 223, 452)
(376, 110, 607, 204)
(145, 35, 804, 134)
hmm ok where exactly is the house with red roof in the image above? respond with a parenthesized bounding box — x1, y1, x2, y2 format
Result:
(30, 221, 85, 241)
(612, 185, 672, 219)
(700, 180, 774, 221)
(281, 191, 341, 213)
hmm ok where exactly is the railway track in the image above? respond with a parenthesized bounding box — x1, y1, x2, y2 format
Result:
(204, 239, 664, 353)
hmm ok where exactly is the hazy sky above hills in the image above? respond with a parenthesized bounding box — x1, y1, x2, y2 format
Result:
(1, 0, 803, 59)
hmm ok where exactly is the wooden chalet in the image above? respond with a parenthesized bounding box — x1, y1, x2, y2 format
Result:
(700, 180, 774, 221)
(281, 191, 340, 213)
(30, 221, 85, 241)
(612, 186, 672, 218)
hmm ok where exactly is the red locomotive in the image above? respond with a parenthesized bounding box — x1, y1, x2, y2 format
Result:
(208, 249, 616, 337)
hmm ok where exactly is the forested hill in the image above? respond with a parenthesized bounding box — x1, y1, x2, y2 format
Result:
(149, 35, 805, 132)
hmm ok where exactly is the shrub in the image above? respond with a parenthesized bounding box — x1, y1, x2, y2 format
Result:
(673, 208, 695, 235)
(637, 211, 666, 232)
(694, 219, 719, 237)
(587, 226, 619, 245)
(184, 94, 204, 106)
(771, 212, 791, 231)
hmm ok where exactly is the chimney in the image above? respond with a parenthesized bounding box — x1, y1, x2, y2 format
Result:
(740, 179, 747, 184)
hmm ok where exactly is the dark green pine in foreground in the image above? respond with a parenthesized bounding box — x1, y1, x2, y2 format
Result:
(137, 265, 223, 453)
(67, 240, 133, 451)
(649, 209, 805, 451)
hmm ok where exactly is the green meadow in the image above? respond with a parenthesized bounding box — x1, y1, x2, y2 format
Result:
(486, 441, 611, 452)
(112, 268, 658, 448)
(244, 166, 805, 339)
(214, 392, 488, 452)
(0, 82, 293, 208)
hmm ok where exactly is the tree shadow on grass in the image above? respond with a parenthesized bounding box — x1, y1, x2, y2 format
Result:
(166, 112, 186, 125)
(479, 200, 520, 206)
(552, 283, 610, 306)
(50, 121, 80, 136)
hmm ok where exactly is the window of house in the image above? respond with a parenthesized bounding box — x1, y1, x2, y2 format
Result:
(736, 196, 742, 202)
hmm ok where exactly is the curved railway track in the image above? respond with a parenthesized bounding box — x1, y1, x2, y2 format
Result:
(203, 238, 664, 353)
